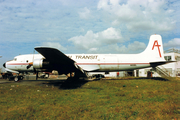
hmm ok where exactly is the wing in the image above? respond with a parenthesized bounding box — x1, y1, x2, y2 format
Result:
(35, 47, 74, 64)
(35, 47, 87, 77)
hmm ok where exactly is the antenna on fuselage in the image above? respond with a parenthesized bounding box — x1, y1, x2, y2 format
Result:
(33, 50, 35, 61)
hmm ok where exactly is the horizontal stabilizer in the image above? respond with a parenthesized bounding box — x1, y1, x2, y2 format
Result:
(150, 61, 176, 67)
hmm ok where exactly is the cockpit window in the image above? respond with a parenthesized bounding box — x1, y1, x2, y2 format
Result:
(13, 58, 17, 61)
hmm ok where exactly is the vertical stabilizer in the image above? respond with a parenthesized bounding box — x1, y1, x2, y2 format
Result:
(141, 34, 165, 62)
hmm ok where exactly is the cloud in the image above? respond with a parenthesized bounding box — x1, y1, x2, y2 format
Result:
(68, 27, 146, 53)
(0, 0, 82, 42)
(164, 38, 180, 48)
(128, 41, 146, 52)
(41, 42, 67, 51)
(68, 27, 124, 50)
(86, 41, 146, 54)
(92, 44, 127, 54)
(0, 0, 179, 67)
(46, 37, 61, 41)
(78, 7, 91, 19)
(97, 0, 175, 32)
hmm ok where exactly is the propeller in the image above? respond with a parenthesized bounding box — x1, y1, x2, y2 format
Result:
(26, 50, 38, 80)
(27, 50, 35, 69)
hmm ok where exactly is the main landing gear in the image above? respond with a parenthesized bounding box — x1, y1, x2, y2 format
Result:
(14, 76, 24, 82)
(8, 75, 24, 82)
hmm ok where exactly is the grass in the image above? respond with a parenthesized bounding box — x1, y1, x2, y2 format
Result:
(0, 77, 179, 120)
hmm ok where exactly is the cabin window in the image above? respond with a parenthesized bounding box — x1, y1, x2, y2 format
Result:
(26, 60, 28, 63)
(164, 56, 171, 61)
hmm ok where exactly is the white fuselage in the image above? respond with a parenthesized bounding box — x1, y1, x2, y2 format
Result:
(5, 53, 152, 73)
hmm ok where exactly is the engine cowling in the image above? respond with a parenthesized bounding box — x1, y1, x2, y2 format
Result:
(33, 59, 50, 69)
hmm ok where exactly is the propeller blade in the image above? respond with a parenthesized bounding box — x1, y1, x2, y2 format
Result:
(27, 65, 31, 69)
(27, 62, 33, 69)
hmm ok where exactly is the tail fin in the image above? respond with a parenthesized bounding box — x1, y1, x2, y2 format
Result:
(141, 34, 165, 62)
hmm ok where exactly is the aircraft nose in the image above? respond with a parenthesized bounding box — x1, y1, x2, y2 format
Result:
(3, 62, 6, 68)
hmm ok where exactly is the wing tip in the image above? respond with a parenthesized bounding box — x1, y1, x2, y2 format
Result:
(35, 46, 58, 50)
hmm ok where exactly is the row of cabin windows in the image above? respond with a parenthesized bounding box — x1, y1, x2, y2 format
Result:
(13, 58, 29, 62)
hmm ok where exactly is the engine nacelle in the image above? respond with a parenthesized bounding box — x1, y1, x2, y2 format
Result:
(33, 59, 50, 69)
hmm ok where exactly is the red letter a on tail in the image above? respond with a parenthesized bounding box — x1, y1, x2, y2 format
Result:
(152, 40, 162, 57)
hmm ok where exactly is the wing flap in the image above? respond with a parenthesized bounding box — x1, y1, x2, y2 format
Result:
(78, 65, 100, 72)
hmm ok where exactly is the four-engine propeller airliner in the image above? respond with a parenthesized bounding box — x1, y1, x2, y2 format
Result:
(3, 35, 170, 81)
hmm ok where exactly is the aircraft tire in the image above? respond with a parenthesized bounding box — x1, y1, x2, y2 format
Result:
(71, 72, 75, 77)
(19, 76, 24, 80)
(45, 74, 49, 78)
(14, 77, 19, 82)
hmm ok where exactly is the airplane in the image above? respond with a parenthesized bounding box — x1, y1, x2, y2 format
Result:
(3, 34, 171, 81)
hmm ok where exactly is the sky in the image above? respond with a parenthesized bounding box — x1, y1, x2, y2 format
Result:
(0, 0, 180, 70)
